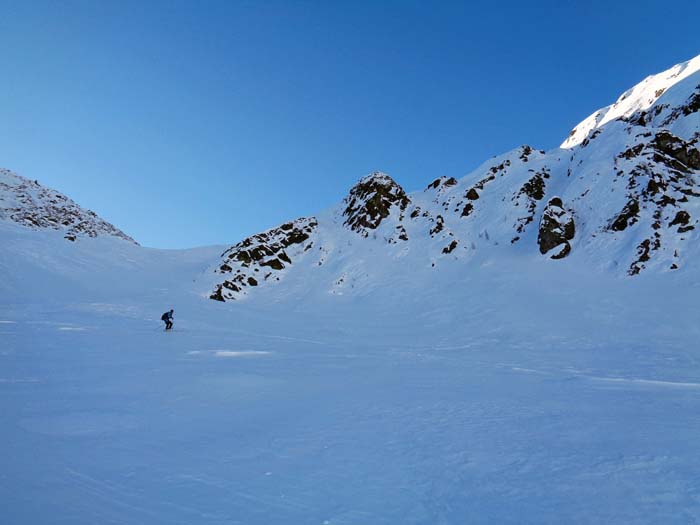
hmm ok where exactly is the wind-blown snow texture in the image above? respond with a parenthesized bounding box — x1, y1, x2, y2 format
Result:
(2, 55, 700, 524)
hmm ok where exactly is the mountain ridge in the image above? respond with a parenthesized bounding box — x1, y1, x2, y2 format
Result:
(205, 53, 700, 300)
(2, 55, 699, 302)
(0, 168, 137, 244)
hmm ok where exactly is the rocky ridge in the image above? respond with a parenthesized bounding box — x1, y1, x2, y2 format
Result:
(0, 169, 137, 244)
(209, 217, 318, 301)
(206, 55, 700, 300)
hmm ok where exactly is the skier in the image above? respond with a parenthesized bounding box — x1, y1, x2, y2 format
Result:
(161, 309, 174, 330)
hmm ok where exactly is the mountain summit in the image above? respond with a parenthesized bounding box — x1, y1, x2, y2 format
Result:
(341, 171, 411, 237)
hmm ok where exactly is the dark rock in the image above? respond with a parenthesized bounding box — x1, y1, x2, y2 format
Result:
(651, 131, 700, 171)
(520, 173, 546, 201)
(210, 286, 225, 302)
(223, 281, 241, 292)
(426, 176, 458, 190)
(261, 258, 284, 270)
(397, 225, 409, 241)
(581, 130, 601, 148)
(619, 144, 644, 160)
(657, 194, 676, 206)
(442, 240, 458, 254)
(646, 178, 666, 195)
(550, 243, 571, 260)
(669, 210, 690, 227)
(610, 199, 640, 231)
(629, 239, 652, 276)
(682, 91, 700, 116)
(210, 217, 317, 301)
(466, 188, 480, 200)
(430, 215, 445, 236)
(538, 197, 575, 259)
(427, 178, 442, 190)
(342, 172, 410, 236)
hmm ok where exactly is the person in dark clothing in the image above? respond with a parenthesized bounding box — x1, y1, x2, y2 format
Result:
(161, 309, 174, 330)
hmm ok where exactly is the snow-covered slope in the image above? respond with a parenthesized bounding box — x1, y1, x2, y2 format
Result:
(206, 54, 700, 300)
(0, 169, 137, 243)
(4, 220, 700, 524)
(561, 54, 700, 148)
(4, 56, 700, 525)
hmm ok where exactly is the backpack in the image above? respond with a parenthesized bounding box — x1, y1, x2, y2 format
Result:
(161, 312, 169, 321)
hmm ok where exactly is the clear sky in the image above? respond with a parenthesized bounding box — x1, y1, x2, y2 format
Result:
(1, 0, 698, 248)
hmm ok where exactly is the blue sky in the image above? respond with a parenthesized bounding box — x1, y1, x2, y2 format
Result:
(1, 0, 698, 248)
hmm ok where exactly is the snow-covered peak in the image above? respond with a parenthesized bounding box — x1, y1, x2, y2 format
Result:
(356, 171, 396, 186)
(0, 168, 137, 244)
(562, 54, 700, 148)
(341, 171, 410, 236)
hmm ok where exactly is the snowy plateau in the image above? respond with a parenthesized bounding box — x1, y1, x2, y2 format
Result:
(2, 55, 700, 524)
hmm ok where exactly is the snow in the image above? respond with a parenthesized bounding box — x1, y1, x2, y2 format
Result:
(3, 222, 700, 524)
(2, 54, 700, 523)
(561, 54, 700, 148)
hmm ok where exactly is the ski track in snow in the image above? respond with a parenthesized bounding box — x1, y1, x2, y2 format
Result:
(214, 351, 273, 358)
(508, 365, 700, 389)
(588, 376, 700, 389)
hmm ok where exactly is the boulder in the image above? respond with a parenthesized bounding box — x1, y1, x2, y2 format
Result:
(538, 198, 575, 259)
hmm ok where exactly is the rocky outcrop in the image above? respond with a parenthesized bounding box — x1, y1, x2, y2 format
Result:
(511, 168, 549, 240)
(465, 188, 479, 200)
(603, 125, 700, 273)
(442, 239, 459, 254)
(0, 169, 137, 243)
(430, 147, 542, 223)
(342, 172, 410, 237)
(650, 132, 700, 172)
(609, 199, 640, 232)
(209, 217, 317, 301)
(538, 198, 575, 259)
(426, 176, 457, 191)
(660, 86, 700, 125)
(669, 210, 693, 233)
